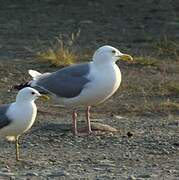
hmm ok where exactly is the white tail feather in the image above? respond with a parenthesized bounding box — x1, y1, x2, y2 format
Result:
(28, 70, 42, 80)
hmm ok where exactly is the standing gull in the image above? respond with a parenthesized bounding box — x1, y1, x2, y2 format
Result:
(0, 87, 48, 161)
(14, 45, 133, 135)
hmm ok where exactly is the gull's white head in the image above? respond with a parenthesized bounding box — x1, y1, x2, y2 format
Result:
(16, 87, 41, 103)
(93, 45, 133, 64)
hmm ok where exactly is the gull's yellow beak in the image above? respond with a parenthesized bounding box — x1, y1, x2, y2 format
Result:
(39, 94, 50, 100)
(119, 54, 133, 62)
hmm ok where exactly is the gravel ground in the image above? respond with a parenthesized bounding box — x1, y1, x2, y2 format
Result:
(0, 112, 178, 179)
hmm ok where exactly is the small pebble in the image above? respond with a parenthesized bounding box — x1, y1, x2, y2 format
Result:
(1, 77, 8, 83)
(138, 174, 151, 178)
(173, 142, 179, 146)
(122, 165, 127, 170)
(47, 171, 70, 177)
(127, 131, 134, 138)
(25, 172, 39, 176)
(1, 168, 10, 173)
(127, 175, 136, 180)
(0, 172, 15, 177)
(10, 176, 16, 180)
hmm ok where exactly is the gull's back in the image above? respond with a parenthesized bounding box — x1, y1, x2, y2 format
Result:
(34, 63, 91, 98)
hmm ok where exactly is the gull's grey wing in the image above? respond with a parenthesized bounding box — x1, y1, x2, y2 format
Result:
(35, 63, 91, 98)
(0, 104, 12, 129)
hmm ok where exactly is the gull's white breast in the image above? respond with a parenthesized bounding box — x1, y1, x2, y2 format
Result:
(0, 102, 37, 137)
(63, 62, 121, 106)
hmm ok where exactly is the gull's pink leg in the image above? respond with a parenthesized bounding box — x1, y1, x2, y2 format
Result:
(72, 110, 78, 135)
(86, 106, 92, 134)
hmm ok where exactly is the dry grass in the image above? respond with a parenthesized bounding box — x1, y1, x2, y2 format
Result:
(153, 36, 179, 59)
(36, 31, 80, 66)
(124, 97, 179, 115)
(161, 100, 179, 112)
(118, 57, 179, 115)
(162, 81, 179, 94)
(37, 42, 76, 66)
(134, 56, 159, 66)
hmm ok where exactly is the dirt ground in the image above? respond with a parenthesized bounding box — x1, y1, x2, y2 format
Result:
(0, 0, 179, 179)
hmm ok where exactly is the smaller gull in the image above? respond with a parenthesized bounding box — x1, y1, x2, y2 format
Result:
(13, 45, 133, 135)
(0, 87, 48, 161)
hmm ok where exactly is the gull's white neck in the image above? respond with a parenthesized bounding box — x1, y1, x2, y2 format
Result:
(93, 58, 117, 68)
(84, 60, 121, 105)
(10, 95, 37, 125)
(15, 99, 35, 106)
(12, 100, 36, 119)
(16, 93, 35, 104)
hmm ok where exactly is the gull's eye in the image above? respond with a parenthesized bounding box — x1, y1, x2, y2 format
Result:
(112, 50, 116, 54)
(31, 91, 35, 95)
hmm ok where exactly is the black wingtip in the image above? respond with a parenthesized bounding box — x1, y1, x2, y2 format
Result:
(10, 82, 30, 91)
(10, 82, 49, 95)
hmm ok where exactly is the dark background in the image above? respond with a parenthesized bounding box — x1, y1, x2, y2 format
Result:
(0, 0, 178, 59)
